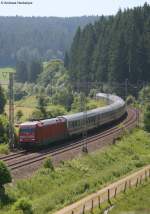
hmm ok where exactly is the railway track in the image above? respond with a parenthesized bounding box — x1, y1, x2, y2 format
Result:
(0, 151, 27, 161)
(0, 108, 138, 173)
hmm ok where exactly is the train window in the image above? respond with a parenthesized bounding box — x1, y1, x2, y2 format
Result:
(20, 128, 35, 134)
(77, 120, 80, 127)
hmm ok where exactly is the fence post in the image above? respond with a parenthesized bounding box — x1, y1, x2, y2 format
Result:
(82, 204, 85, 214)
(91, 199, 94, 213)
(140, 175, 142, 184)
(71, 211, 74, 214)
(108, 189, 112, 205)
(145, 170, 147, 181)
(98, 196, 101, 209)
(114, 187, 117, 198)
(136, 177, 138, 187)
(124, 181, 127, 192)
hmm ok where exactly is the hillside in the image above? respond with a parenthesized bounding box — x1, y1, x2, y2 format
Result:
(0, 16, 98, 67)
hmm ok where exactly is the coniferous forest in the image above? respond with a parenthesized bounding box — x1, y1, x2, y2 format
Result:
(67, 3, 150, 88)
(0, 16, 98, 67)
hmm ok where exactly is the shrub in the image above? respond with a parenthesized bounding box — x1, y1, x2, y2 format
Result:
(15, 110, 24, 123)
(0, 115, 9, 144)
(0, 161, 11, 196)
(126, 95, 135, 105)
(43, 157, 54, 171)
(0, 144, 9, 154)
(12, 197, 33, 214)
(46, 105, 67, 118)
(30, 109, 43, 120)
(144, 104, 150, 132)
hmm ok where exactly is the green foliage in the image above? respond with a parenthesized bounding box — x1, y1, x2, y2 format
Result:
(12, 198, 33, 214)
(0, 144, 9, 155)
(37, 60, 68, 86)
(0, 86, 6, 114)
(15, 110, 23, 123)
(0, 115, 9, 144)
(52, 88, 73, 111)
(16, 48, 43, 83)
(46, 105, 67, 118)
(0, 161, 11, 187)
(139, 85, 150, 105)
(144, 104, 150, 132)
(43, 157, 54, 171)
(126, 95, 135, 105)
(30, 109, 43, 120)
(37, 95, 47, 118)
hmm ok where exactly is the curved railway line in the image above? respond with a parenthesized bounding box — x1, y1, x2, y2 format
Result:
(0, 108, 138, 177)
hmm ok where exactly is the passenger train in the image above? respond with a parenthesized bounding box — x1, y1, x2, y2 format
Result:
(19, 93, 126, 146)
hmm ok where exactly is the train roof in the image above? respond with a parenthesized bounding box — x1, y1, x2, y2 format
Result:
(20, 121, 40, 126)
(62, 93, 125, 122)
(20, 117, 66, 127)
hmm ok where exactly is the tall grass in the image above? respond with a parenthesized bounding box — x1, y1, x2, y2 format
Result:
(0, 144, 9, 154)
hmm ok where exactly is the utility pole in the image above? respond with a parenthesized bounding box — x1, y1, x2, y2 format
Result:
(9, 73, 14, 150)
(80, 89, 88, 153)
(83, 95, 88, 153)
(0, 71, 15, 150)
(125, 78, 128, 101)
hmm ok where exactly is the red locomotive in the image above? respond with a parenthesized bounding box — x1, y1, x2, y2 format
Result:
(19, 117, 67, 146)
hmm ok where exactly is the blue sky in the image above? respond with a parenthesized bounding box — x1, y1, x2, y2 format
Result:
(0, 0, 149, 17)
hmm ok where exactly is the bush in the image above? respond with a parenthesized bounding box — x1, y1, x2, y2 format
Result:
(30, 109, 44, 120)
(0, 144, 9, 154)
(0, 85, 6, 114)
(144, 104, 150, 132)
(12, 197, 33, 214)
(43, 157, 54, 171)
(15, 110, 23, 123)
(126, 95, 135, 105)
(47, 105, 67, 118)
(0, 161, 11, 196)
(0, 115, 9, 144)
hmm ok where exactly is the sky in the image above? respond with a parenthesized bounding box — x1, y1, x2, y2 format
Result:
(0, 0, 149, 17)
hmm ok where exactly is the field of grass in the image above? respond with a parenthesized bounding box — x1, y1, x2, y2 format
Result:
(0, 129, 150, 214)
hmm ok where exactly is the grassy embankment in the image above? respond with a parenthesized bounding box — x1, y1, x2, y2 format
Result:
(0, 129, 150, 214)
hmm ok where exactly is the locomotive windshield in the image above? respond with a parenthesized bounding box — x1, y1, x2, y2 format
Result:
(20, 128, 35, 134)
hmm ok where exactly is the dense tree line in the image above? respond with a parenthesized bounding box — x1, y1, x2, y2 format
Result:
(67, 3, 150, 92)
(0, 16, 98, 67)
